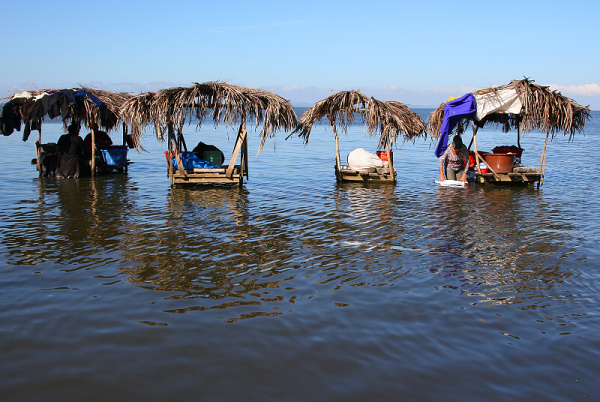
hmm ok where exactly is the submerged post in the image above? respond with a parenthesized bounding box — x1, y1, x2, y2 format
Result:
(472, 124, 480, 173)
(36, 130, 42, 177)
(538, 131, 550, 185)
(242, 132, 249, 180)
(332, 123, 342, 179)
(91, 125, 97, 177)
(385, 141, 395, 182)
(227, 118, 247, 180)
(167, 128, 174, 185)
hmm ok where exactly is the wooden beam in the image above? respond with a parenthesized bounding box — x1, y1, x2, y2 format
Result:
(472, 124, 500, 180)
(539, 131, 550, 185)
(385, 141, 395, 182)
(91, 126, 97, 177)
(36, 129, 42, 177)
(472, 124, 481, 173)
(243, 132, 249, 180)
(226, 119, 247, 178)
(122, 122, 128, 147)
(333, 123, 342, 180)
(167, 131, 174, 185)
(168, 123, 186, 179)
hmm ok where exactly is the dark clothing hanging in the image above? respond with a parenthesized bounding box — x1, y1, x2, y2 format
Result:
(0, 99, 24, 136)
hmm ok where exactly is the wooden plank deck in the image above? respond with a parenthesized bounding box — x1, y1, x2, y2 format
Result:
(168, 166, 243, 185)
(475, 167, 541, 185)
(337, 166, 396, 183)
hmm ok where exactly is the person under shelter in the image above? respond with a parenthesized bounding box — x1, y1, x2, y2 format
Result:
(438, 135, 469, 182)
(57, 122, 86, 178)
(84, 123, 113, 155)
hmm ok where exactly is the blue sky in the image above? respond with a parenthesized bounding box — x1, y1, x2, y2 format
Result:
(2, 0, 599, 109)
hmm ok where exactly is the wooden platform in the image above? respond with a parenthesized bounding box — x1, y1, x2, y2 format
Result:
(474, 167, 541, 185)
(168, 166, 243, 185)
(336, 166, 396, 183)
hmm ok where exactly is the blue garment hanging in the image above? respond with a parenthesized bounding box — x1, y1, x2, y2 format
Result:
(434, 93, 476, 157)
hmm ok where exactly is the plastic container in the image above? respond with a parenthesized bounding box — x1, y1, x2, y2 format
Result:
(469, 151, 491, 170)
(468, 151, 476, 169)
(101, 147, 127, 166)
(202, 150, 224, 166)
(484, 154, 515, 174)
(479, 162, 490, 174)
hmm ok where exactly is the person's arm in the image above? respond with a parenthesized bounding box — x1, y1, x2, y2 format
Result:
(460, 147, 468, 182)
(438, 148, 448, 181)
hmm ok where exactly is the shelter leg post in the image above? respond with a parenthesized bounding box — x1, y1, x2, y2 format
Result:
(538, 131, 550, 186)
(333, 124, 342, 180)
(36, 131, 43, 177)
(91, 127, 97, 177)
(385, 142, 395, 182)
(227, 120, 247, 178)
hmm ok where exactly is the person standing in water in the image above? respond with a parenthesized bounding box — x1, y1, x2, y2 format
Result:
(56, 122, 86, 178)
(438, 135, 469, 182)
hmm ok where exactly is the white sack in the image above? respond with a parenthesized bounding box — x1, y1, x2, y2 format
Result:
(347, 148, 384, 171)
(474, 88, 522, 121)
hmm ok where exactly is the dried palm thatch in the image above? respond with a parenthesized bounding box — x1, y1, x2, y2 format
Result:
(427, 78, 590, 140)
(292, 90, 426, 149)
(1, 87, 134, 144)
(119, 81, 298, 153)
(80, 87, 132, 131)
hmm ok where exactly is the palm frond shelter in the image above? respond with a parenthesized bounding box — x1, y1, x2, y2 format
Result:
(427, 78, 590, 185)
(119, 81, 297, 185)
(0, 87, 136, 176)
(291, 90, 426, 183)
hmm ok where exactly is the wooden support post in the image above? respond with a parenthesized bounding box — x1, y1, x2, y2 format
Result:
(242, 132, 249, 180)
(385, 141, 395, 182)
(178, 129, 188, 152)
(36, 130, 42, 177)
(472, 124, 480, 173)
(91, 125, 97, 177)
(168, 123, 186, 179)
(472, 124, 500, 180)
(167, 133, 174, 185)
(226, 119, 247, 178)
(122, 122, 128, 147)
(474, 150, 500, 178)
(238, 135, 246, 185)
(333, 123, 342, 179)
(538, 131, 550, 185)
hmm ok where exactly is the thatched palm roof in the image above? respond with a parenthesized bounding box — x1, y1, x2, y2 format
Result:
(119, 81, 298, 153)
(1, 87, 135, 144)
(427, 78, 590, 140)
(291, 90, 426, 149)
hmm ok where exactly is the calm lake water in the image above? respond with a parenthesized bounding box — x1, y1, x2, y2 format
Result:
(1, 108, 599, 401)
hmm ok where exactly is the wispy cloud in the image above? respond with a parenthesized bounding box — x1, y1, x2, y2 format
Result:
(195, 20, 315, 33)
(550, 83, 600, 97)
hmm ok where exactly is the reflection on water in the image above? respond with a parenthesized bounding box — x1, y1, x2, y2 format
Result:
(2, 176, 135, 268)
(1, 113, 599, 399)
(0, 174, 581, 320)
(426, 185, 578, 309)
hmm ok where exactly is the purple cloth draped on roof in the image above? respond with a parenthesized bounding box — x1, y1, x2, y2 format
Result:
(434, 93, 476, 157)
